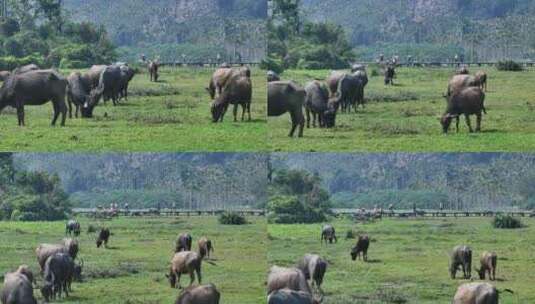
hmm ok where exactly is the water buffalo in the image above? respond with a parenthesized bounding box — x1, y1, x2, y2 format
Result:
(267, 288, 320, 304)
(441, 87, 486, 133)
(266, 266, 312, 296)
(198, 237, 214, 259)
(268, 81, 306, 137)
(1, 268, 37, 304)
(353, 70, 368, 109)
(65, 219, 81, 236)
(166, 251, 203, 289)
(450, 245, 472, 279)
(476, 251, 497, 281)
(175, 283, 220, 304)
(81, 65, 107, 90)
(66, 72, 92, 118)
(148, 61, 159, 82)
(13, 64, 39, 75)
(297, 254, 327, 291)
(41, 253, 76, 301)
(96, 228, 111, 248)
(97, 65, 123, 106)
(36, 238, 79, 271)
(0, 69, 68, 126)
(304, 81, 335, 128)
(118, 64, 136, 101)
(474, 71, 487, 92)
(337, 73, 362, 113)
(176, 233, 193, 252)
(453, 282, 511, 304)
(0, 71, 10, 81)
(384, 65, 395, 85)
(351, 64, 366, 73)
(207, 67, 250, 100)
(321, 225, 337, 244)
(326, 71, 345, 97)
(267, 70, 280, 82)
(351, 235, 370, 261)
(456, 66, 470, 75)
(211, 74, 252, 122)
(446, 74, 477, 99)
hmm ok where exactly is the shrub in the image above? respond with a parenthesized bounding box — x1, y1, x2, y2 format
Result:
(218, 211, 247, 225)
(260, 55, 284, 74)
(345, 229, 356, 239)
(492, 214, 523, 229)
(496, 60, 523, 71)
(0, 54, 45, 71)
(267, 195, 327, 224)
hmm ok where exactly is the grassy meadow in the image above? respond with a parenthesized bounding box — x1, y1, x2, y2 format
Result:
(268, 217, 535, 304)
(0, 67, 267, 152)
(0, 216, 267, 304)
(269, 66, 535, 152)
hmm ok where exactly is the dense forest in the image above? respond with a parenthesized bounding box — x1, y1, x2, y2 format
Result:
(63, 0, 267, 63)
(272, 153, 535, 211)
(299, 0, 535, 62)
(13, 153, 268, 210)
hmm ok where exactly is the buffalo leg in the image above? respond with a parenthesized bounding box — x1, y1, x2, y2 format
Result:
(68, 99, 73, 118)
(176, 272, 182, 289)
(17, 105, 25, 126)
(241, 104, 246, 121)
(196, 267, 202, 284)
(59, 99, 67, 126)
(305, 107, 311, 128)
(51, 102, 60, 126)
(247, 102, 251, 121)
(288, 112, 298, 137)
(297, 111, 304, 137)
(465, 114, 473, 133)
(455, 116, 460, 133)
(476, 114, 482, 132)
(233, 104, 238, 122)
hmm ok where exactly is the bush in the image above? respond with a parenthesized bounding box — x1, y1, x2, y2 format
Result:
(218, 212, 247, 225)
(267, 195, 327, 224)
(492, 214, 523, 229)
(260, 55, 284, 74)
(496, 60, 523, 71)
(0, 54, 44, 71)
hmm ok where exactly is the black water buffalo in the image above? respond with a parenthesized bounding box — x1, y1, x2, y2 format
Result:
(336, 73, 362, 113)
(96, 228, 111, 248)
(476, 251, 497, 281)
(441, 87, 486, 133)
(304, 81, 335, 128)
(81, 65, 107, 90)
(41, 253, 75, 301)
(166, 251, 203, 289)
(268, 81, 306, 137)
(118, 64, 136, 101)
(353, 70, 368, 109)
(176, 233, 193, 252)
(384, 66, 395, 85)
(97, 65, 123, 106)
(65, 219, 81, 237)
(297, 254, 327, 291)
(321, 225, 337, 244)
(67, 72, 92, 118)
(148, 61, 159, 82)
(211, 74, 252, 122)
(0, 69, 68, 126)
(351, 235, 370, 261)
(1, 268, 37, 304)
(175, 283, 220, 304)
(267, 70, 280, 82)
(450, 245, 472, 279)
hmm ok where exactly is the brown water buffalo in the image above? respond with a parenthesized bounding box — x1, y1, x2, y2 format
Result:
(198, 237, 214, 259)
(351, 235, 370, 261)
(476, 251, 497, 281)
(267, 288, 320, 304)
(267, 70, 280, 82)
(211, 74, 252, 122)
(96, 228, 110, 248)
(0, 69, 68, 126)
(453, 282, 512, 304)
(175, 283, 220, 304)
(321, 225, 337, 244)
(268, 81, 306, 137)
(1, 268, 37, 304)
(207, 67, 250, 100)
(36, 238, 79, 271)
(81, 65, 107, 90)
(166, 251, 203, 289)
(267, 266, 312, 296)
(41, 253, 76, 301)
(474, 71, 487, 92)
(441, 87, 486, 133)
(450, 245, 472, 279)
(297, 254, 327, 291)
(326, 71, 345, 97)
(148, 61, 159, 82)
(446, 74, 477, 99)
(0, 71, 10, 81)
(176, 233, 193, 252)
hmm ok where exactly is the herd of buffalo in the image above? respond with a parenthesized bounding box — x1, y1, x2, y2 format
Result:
(267, 64, 489, 137)
(0, 62, 256, 126)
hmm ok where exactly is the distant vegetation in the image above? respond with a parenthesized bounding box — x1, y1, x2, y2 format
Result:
(496, 60, 523, 71)
(492, 214, 523, 229)
(0, 153, 71, 221)
(0, 0, 116, 69)
(219, 211, 248, 225)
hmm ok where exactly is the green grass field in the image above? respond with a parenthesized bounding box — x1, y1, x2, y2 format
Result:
(269, 67, 535, 152)
(0, 67, 267, 152)
(0, 216, 267, 304)
(268, 217, 535, 304)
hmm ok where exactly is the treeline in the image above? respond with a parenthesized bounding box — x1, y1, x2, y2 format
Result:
(272, 153, 535, 211)
(14, 153, 268, 210)
(0, 0, 116, 70)
(0, 153, 71, 221)
(302, 0, 535, 62)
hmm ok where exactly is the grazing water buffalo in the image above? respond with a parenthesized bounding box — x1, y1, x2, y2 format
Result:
(198, 237, 214, 259)
(0, 69, 68, 126)
(453, 282, 511, 304)
(118, 64, 136, 101)
(81, 65, 107, 90)
(41, 253, 76, 301)
(304, 81, 333, 128)
(267, 70, 280, 82)
(297, 254, 327, 291)
(65, 219, 81, 236)
(321, 225, 337, 244)
(267, 266, 312, 296)
(446, 74, 477, 99)
(207, 67, 251, 100)
(268, 288, 320, 304)
(166, 251, 203, 289)
(36, 238, 79, 271)
(96, 65, 123, 106)
(384, 66, 395, 85)
(148, 61, 159, 82)
(351, 235, 370, 261)
(175, 283, 220, 304)
(476, 251, 497, 281)
(353, 70, 368, 109)
(337, 73, 362, 113)
(474, 71, 487, 92)
(441, 87, 486, 133)
(67, 72, 92, 118)
(450, 245, 472, 279)
(176, 233, 193, 252)
(96, 228, 110, 248)
(0, 71, 10, 81)
(211, 74, 252, 122)
(268, 81, 306, 137)
(1, 268, 37, 304)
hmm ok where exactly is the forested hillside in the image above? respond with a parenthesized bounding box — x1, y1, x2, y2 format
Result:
(13, 153, 268, 209)
(301, 0, 535, 61)
(272, 153, 535, 211)
(63, 0, 267, 62)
